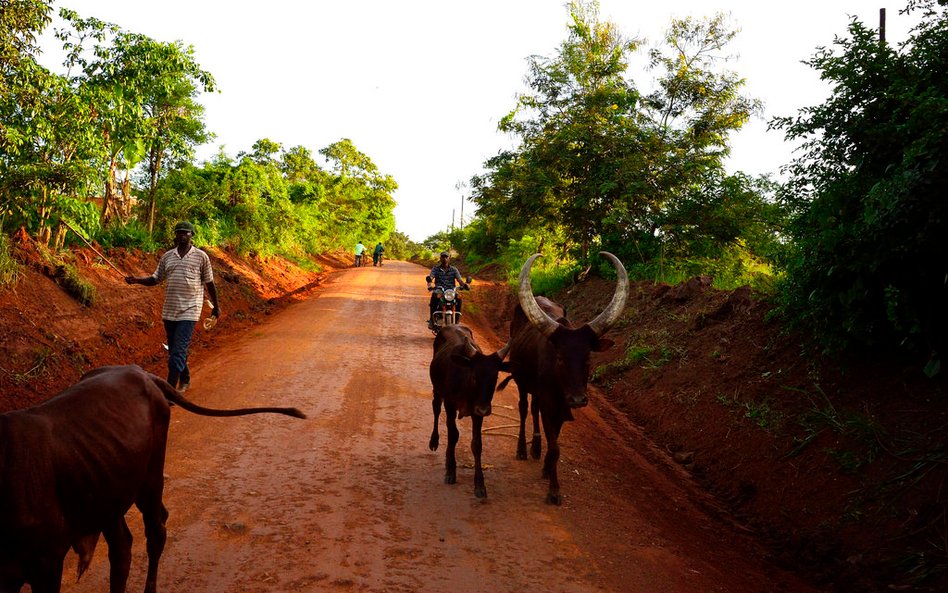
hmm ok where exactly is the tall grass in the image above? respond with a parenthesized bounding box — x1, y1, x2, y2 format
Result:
(0, 235, 20, 287)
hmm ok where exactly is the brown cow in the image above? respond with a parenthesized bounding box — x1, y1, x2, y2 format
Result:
(0, 364, 305, 593)
(499, 252, 628, 504)
(428, 325, 510, 498)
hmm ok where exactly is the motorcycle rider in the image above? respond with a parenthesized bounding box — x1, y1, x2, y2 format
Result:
(426, 251, 469, 330)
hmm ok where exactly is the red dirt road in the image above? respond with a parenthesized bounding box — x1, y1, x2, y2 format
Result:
(57, 260, 825, 593)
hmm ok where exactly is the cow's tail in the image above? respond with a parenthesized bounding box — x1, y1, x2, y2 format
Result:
(147, 373, 307, 419)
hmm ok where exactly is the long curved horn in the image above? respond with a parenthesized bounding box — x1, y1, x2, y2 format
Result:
(463, 338, 479, 358)
(518, 254, 560, 337)
(496, 341, 512, 360)
(586, 251, 629, 337)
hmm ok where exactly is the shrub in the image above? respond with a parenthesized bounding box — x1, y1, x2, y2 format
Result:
(0, 235, 20, 287)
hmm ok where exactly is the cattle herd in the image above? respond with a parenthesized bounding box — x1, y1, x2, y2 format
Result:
(0, 252, 627, 593)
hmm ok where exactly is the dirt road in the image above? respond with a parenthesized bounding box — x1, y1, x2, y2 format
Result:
(59, 260, 824, 593)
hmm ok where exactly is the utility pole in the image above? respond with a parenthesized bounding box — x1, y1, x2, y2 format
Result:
(880, 7, 886, 44)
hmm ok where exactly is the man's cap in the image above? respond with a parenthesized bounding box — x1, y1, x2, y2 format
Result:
(174, 221, 195, 234)
(440, 251, 449, 257)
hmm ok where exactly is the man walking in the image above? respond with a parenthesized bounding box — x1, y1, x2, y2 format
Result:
(125, 221, 219, 392)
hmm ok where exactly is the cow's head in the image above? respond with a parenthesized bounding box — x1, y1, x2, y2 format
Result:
(518, 252, 628, 408)
(451, 341, 512, 417)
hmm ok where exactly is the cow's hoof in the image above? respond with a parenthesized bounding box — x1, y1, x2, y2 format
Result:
(475, 486, 487, 498)
(530, 443, 541, 460)
(546, 492, 562, 505)
(444, 474, 456, 485)
(516, 447, 527, 460)
(429, 436, 439, 451)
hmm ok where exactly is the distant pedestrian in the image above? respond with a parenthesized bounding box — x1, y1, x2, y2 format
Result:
(373, 242, 384, 266)
(355, 241, 366, 267)
(125, 221, 219, 392)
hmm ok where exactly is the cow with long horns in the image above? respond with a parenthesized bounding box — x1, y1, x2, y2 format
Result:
(429, 325, 511, 498)
(498, 252, 628, 504)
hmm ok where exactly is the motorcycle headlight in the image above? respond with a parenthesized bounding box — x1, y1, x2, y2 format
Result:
(444, 289, 456, 301)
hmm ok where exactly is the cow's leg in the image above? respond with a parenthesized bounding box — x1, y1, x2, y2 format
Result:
(103, 517, 133, 593)
(541, 416, 564, 505)
(444, 403, 459, 485)
(471, 415, 487, 498)
(530, 396, 542, 460)
(429, 392, 442, 451)
(516, 386, 528, 460)
(25, 555, 65, 593)
(136, 480, 169, 593)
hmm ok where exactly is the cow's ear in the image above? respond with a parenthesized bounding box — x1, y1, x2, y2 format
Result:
(451, 353, 472, 367)
(593, 338, 615, 352)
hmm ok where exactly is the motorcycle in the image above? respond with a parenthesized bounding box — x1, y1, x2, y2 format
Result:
(427, 275, 472, 335)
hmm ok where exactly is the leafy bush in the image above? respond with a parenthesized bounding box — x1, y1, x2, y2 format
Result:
(94, 219, 160, 251)
(773, 2, 948, 367)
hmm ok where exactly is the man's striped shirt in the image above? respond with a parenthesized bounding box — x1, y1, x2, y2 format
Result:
(152, 246, 214, 321)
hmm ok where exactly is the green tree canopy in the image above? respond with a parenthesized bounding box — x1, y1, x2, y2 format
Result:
(773, 0, 948, 367)
(470, 0, 772, 283)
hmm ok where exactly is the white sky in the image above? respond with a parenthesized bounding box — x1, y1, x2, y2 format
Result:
(37, 1, 920, 242)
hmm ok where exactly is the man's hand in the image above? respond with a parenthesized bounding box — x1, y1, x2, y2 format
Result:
(211, 306, 221, 319)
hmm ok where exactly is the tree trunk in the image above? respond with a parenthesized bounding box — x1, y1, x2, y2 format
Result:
(121, 172, 131, 221)
(147, 147, 162, 235)
(37, 186, 51, 246)
(100, 157, 119, 225)
(53, 223, 66, 251)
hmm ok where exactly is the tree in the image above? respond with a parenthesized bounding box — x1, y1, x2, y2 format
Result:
(245, 138, 281, 165)
(489, 0, 641, 261)
(472, 1, 763, 270)
(0, 0, 52, 95)
(280, 145, 324, 184)
(139, 43, 215, 234)
(55, 9, 214, 228)
(773, 0, 948, 367)
(319, 138, 397, 243)
(0, 61, 101, 245)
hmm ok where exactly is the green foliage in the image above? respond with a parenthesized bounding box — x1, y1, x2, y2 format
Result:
(0, 0, 52, 77)
(498, 235, 579, 295)
(384, 231, 423, 261)
(773, 1, 948, 365)
(0, 235, 20, 287)
(93, 219, 159, 251)
(466, 1, 781, 291)
(624, 243, 776, 291)
(56, 262, 95, 306)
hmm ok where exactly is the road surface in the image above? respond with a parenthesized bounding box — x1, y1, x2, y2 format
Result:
(58, 260, 823, 593)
